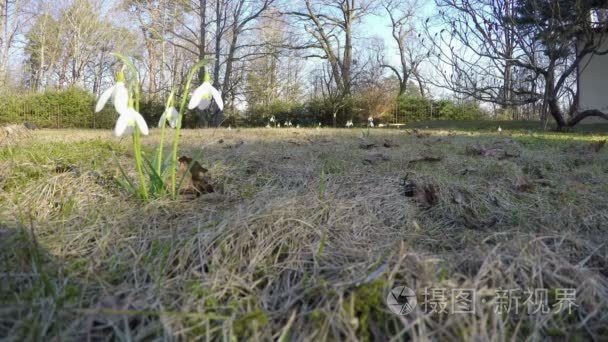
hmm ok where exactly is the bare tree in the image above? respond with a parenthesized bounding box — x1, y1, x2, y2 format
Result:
(287, 0, 375, 125)
(380, 0, 427, 97)
(0, 0, 28, 86)
(427, 0, 608, 128)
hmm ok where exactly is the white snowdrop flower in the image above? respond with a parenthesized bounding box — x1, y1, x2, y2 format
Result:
(95, 81, 129, 115)
(115, 107, 149, 137)
(158, 106, 179, 128)
(188, 74, 223, 111)
(296, 124, 300, 129)
(228, 125, 232, 131)
(498, 126, 502, 132)
(346, 120, 353, 128)
(278, 123, 281, 128)
(270, 115, 276, 123)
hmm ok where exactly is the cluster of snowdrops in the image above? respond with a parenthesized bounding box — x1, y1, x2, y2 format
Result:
(96, 54, 222, 202)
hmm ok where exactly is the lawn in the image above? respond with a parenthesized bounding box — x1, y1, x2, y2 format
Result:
(1, 124, 607, 340)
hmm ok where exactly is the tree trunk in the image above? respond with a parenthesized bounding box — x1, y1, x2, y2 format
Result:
(213, 0, 221, 88)
(198, 0, 207, 81)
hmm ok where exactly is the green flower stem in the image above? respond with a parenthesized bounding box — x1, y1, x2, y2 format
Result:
(113, 52, 147, 200)
(133, 129, 148, 201)
(157, 118, 167, 176)
(157, 89, 176, 176)
(170, 59, 210, 198)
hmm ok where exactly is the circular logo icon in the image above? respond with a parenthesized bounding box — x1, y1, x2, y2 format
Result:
(387, 286, 417, 315)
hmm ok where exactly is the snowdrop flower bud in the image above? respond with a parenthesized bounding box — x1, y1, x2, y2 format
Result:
(115, 108, 149, 137)
(95, 68, 129, 115)
(188, 73, 223, 111)
(158, 107, 179, 128)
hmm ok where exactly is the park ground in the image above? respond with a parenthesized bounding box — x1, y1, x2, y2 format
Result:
(1, 121, 607, 340)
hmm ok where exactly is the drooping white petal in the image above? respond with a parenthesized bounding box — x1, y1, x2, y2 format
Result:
(113, 82, 129, 115)
(96, 85, 115, 113)
(128, 108, 149, 135)
(168, 107, 179, 128)
(188, 83, 209, 110)
(209, 86, 224, 111)
(114, 114, 130, 137)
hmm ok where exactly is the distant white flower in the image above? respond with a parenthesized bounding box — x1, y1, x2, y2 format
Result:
(228, 125, 232, 131)
(288, 121, 292, 127)
(498, 126, 502, 132)
(270, 115, 276, 123)
(284, 121, 288, 127)
(266, 124, 271, 128)
(346, 120, 353, 128)
(115, 108, 149, 137)
(296, 124, 300, 129)
(278, 123, 281, 128)
(368, 117, 374, 128)
(158, 106, 179, 128)
(188, 76, 223, 111)
(96, 81, 129, 115)
(318, 122, 322, 127)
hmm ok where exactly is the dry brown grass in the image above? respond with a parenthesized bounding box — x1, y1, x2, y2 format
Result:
(1, 127, 607, 341)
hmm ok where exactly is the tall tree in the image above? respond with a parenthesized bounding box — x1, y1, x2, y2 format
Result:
(380, 0, 427, 97)
(288, 0, 375, 125)
(0, 0, 26, 86)
(428, 0, 608, 128)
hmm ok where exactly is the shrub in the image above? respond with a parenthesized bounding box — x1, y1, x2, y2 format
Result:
(393, 95, 485, 123)
(0, 87, 116, 129)
(244, 100, 311, 126)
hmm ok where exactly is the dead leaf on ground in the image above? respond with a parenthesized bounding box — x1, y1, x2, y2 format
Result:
(218, 139, 224, 144)
(178, 156, 214, 198)
(401, 175, 438, 208)
(363, 153, 390, 165)
(383, 140, 398, 148)
(466, 145, 502, 157)
(408, 155, 442, 164)
(359, 139, 376, 149)
(414, 184, 438, 208)
(224, 140, 244, 149)
(466, 144, 520, 159)
(460, 207, 498, 230)
(514, 176, 534, 192)
(54, 163, 77, 174)
(460, 167, 477, 175)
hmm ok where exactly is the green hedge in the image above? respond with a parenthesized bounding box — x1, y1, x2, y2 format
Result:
(395, 96, 484, 123)
(0, 88, 173, 129)
(0, 87, 117, 129)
